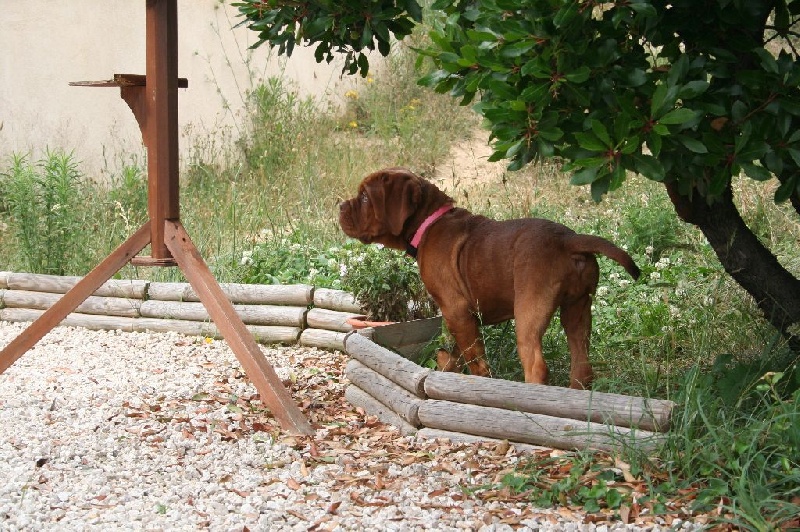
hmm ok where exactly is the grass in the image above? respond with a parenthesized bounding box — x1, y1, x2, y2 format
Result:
(1, 33, 799, 530)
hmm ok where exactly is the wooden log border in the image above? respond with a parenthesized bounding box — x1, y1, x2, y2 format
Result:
(0, 272, 366, 349)
(1, 271, 676, 452)
(342, 329, 676, 453)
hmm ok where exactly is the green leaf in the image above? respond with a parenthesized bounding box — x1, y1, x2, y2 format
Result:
(591, 120, 613, 148)
(652, 123, 669, 136)
(647, 134, 662, 156)
(774, 174, 798, 203)
(591, 175, 611, 202)
(553, 3, 579, 28)
(574, 132, 608, 151)
(500, 40, 536, 58)
(739, 162, 772, 181)
(753, 48, 779, 75)
(538, 127, 564, 142)
(678, 136, 708, 153)
(679, 80, 710, 99)
(626, 69, 648, 87)
(564, 66, 591, 84)
(788, 148, 800, 167)
(651, 83, 667, 117)
(658, 108, 698, 125)
(570, 166, 599, 185)
(606, 488, 623, 509)
(631, 153, 665, 181)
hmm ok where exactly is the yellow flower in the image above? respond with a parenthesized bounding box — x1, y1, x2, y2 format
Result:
(204, 337, 214, 344)
(348, 121, 359, 129)
(345, 90, 359, 100)
(367, 76, 375, 84)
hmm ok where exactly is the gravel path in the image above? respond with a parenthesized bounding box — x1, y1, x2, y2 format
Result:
(0, 322, 698, 531)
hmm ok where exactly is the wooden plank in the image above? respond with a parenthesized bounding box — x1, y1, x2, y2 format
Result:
(3, 290, 142, 318)
(0, 222, 152, 375)
(415, 428, 547, 453)
(135, 318, 301, 344)
(306, 308, 364, 332)
(313, 288, 362, 313)
(345, 385, 417, 436)
(425, 372, 673, 432)
(248, 325, 302, 345)
(345, 359, 423, 427)
(371, 317, 442, 361)
(298, 329, 347, 351)
(148, 281, 313, 306)
(6, 272, 148, 299)
(0, 272, 10, 289)
(1, 308, 137, 333)
(417, 400, 667, 452)
(139, 300, 306, 327)
(164, 220, 313, 435)
(344, 332, 430, 398)
(0, 309, 302, 345)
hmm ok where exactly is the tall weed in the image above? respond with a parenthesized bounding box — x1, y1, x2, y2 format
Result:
(1, 151, 90, 275)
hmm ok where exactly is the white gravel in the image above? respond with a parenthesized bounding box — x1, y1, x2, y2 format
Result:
(0, 321, 699, 531)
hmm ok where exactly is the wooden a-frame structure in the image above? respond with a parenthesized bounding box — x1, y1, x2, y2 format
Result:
(0, 0, 313, 435)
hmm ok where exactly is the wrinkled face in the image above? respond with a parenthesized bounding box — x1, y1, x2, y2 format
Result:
(338, 168, 423, 251)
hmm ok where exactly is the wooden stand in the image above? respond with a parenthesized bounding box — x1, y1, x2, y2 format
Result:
(0, 0, 312, 435)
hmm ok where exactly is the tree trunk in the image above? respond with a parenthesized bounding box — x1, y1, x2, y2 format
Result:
(665, 182, 800, 352)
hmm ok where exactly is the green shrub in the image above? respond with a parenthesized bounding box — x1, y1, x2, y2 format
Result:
(238, 236, 436, 322)
(1, 151, 91, 275)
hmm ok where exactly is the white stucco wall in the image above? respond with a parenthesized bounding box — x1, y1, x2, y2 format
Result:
(0, 1, 353, 175)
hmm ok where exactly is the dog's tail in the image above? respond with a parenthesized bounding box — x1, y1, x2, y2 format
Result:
(568, 234, 641, 280)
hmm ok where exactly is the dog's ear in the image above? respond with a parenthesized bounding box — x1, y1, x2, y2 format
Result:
(386, 172, 422, 236)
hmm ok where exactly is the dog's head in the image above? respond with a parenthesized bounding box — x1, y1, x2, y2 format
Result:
(339, 167, 453, 251)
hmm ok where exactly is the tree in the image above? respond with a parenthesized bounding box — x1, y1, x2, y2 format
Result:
(234, 0, 800, 350)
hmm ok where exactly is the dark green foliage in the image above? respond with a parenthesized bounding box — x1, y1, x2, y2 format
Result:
(233, 0, 422, 76)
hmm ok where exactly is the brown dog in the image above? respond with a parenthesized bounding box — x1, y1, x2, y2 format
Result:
(339, 167, 640, 389)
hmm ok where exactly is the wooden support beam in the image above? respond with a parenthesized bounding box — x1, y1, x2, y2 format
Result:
(164, 220, 313, 435)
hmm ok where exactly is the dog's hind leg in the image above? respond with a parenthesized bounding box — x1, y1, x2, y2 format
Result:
(514, 304, 556, 385)
(560, 295, 594, 389)
(441, 311, 491, 377)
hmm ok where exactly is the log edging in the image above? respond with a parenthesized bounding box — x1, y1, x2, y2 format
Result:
(342, 328, 675, 453)
(0, 271, 364, 349)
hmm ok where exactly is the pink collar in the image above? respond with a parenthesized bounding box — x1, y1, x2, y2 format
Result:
(409, 204, 454, 250)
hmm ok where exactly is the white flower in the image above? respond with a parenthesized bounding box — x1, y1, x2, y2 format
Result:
(339, 263, 348, 277)
(650, 271, 661, 281)
(239, 250, 253, 266)
(645, 245, 654, 256)
(619, 279, 630, 288)
(597, 286, 609, 297)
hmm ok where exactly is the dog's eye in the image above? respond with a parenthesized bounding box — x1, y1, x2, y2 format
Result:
(360, 192, 368, 204)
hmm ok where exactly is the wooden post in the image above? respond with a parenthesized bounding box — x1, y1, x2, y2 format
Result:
(144, 0, 179, 263)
